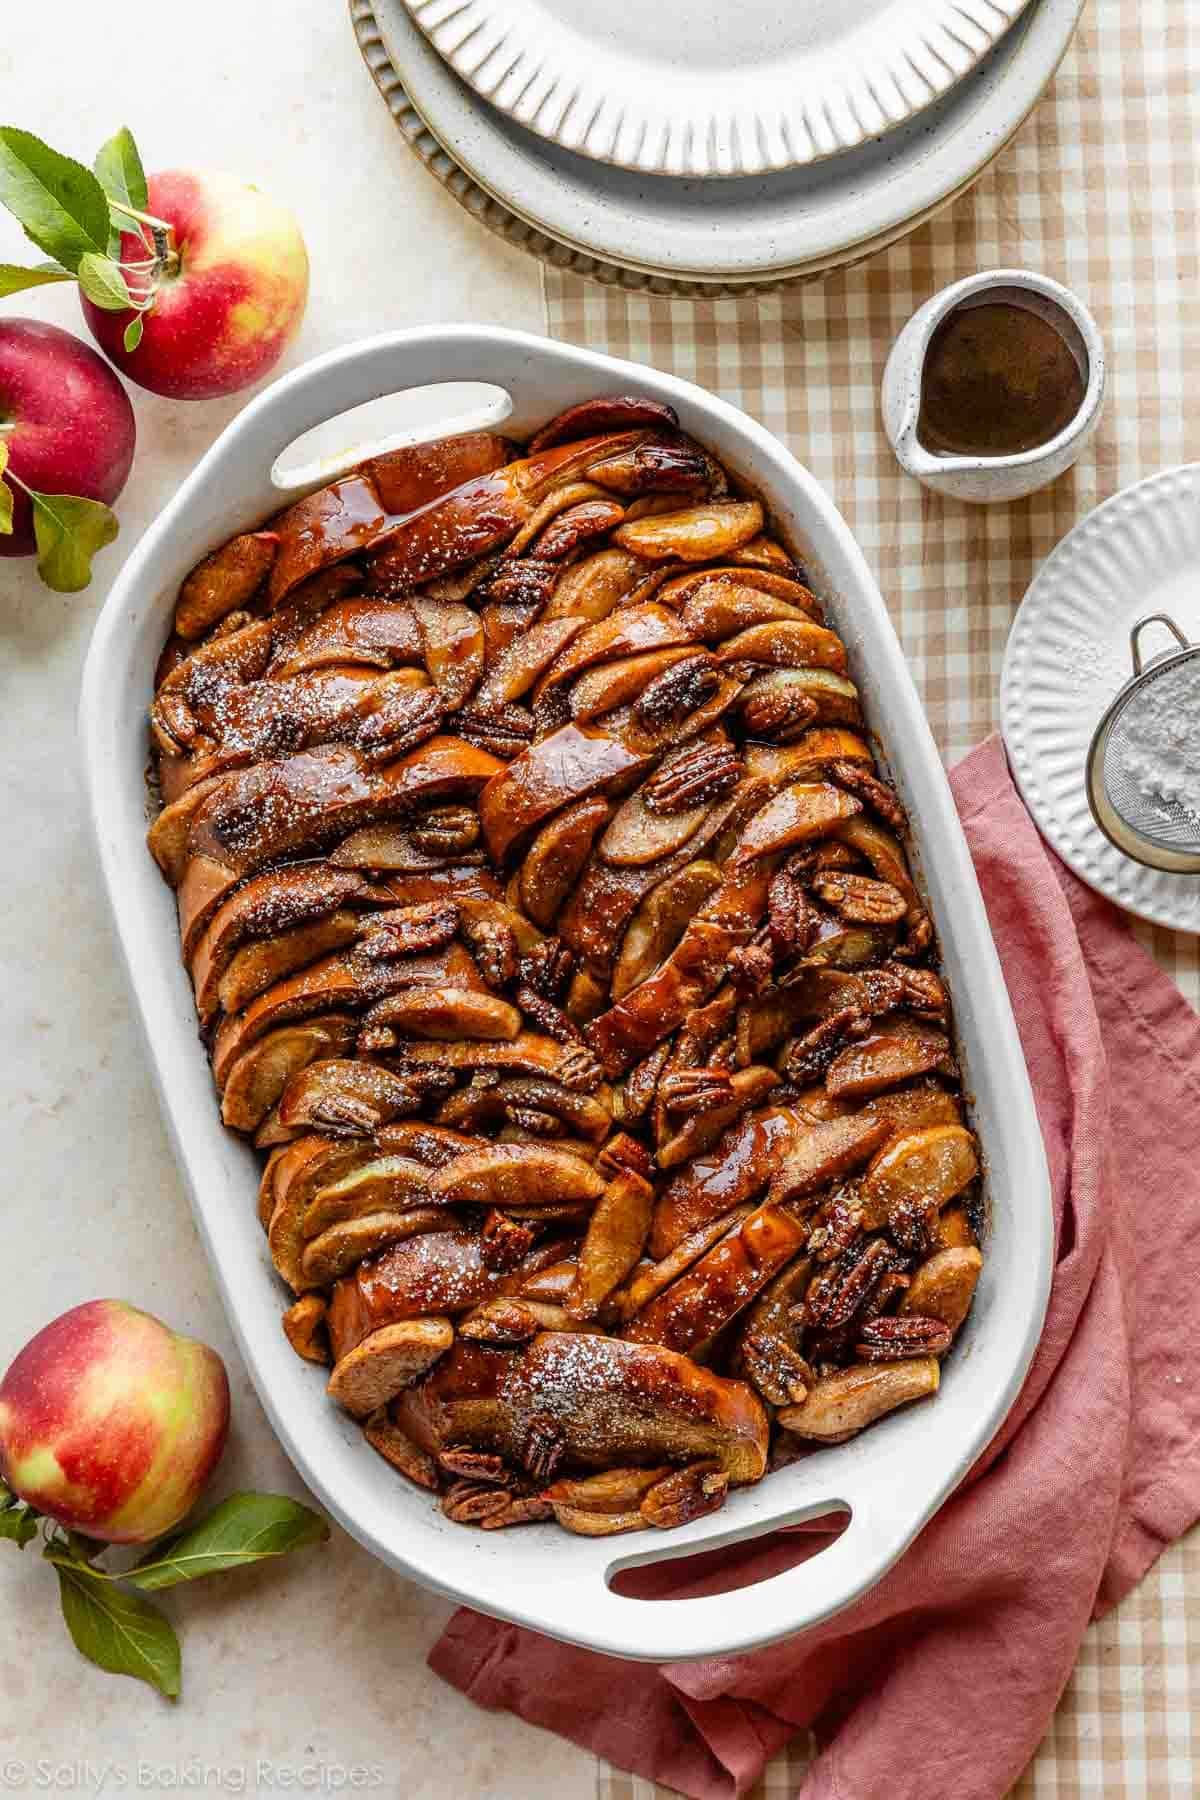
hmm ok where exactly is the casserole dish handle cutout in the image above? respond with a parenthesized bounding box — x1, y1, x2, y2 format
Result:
(536, 1488, 897, 1662)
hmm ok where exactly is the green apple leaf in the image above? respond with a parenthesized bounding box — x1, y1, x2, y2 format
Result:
(0, 1503, 40, 1547)
(0, 128, 110, 272)
(94, 126, 148, 216)
(127, 1492, 329, 1591)
(77, 252, 131, 312)
(123, 314, 144, 354)
(55, 1562, 181, 1699)
(27, 489, 119, 592)
(0, 260, 75, 297)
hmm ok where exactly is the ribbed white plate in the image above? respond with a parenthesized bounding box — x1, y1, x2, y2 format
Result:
(1002, 466, 1200, 932)
(370, 0, 1082, 282)
(401, 0, 1035, 177)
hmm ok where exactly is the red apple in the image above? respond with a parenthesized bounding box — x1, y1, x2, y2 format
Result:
(0, 319, 136, 557)
(0, 1300, 230, 1543)
(81, 170, 309, 400)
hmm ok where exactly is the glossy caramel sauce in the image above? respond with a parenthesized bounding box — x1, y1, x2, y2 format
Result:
(917, 300, 1086, 458)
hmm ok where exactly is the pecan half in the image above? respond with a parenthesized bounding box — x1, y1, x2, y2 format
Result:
(520, 937, 574, 1002)
(858, 966, 908, 1016)
(357, 686, 447, 764)
(809, 1188, 866, 1264)
(462, 914, 519, 988)
(799, 1237, 900, 1331)
(856, 1314, 952, 1360)
(617, 1041, 673, 1122)
(894, 909, 935, 960)
(728, 940, 775, 996)
(455, 702, 534, 759)
(740, 686, 818, 743)
(442, 1480, 514, 1524)
(643, 738, 743, 815)
(784, 1005, 871, 1084)
(634, 654, 723, 734)
(557, 1044, 604, 1094)
(741, 1331, 813, 1407)
(596, 1131, 653, 1181)
(811, 873, 907, 927)
(483, 557, 560, 609)
(516, 984, 584, 1046)
(508, 1105, 566, 1137)
(480, 1494, 555, 1529)
(519, 1413, 566, 1483)
(409, 805, 480, 858)
(640, 1460, 729, 1530)
(890, 964, 949, 1023)
(438, 1448, 514, 1485)
(660, 1068, 735, 1118)
(828, 761, 908, 833)
(887, 1194, 942, 1256)
(358, 901, 460, 960)
(479, 1212, 537, 1272)
(768, 862, 822, 959)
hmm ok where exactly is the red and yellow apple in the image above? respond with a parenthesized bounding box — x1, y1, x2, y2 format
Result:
(81, 170, 309, 400)
(0, 319, 136, 557)
(0, 1300, 230, 1543)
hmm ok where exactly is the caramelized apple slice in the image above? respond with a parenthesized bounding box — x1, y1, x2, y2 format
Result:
(277, 1058, 423, 1138)
(326, 1318, 454, 1418)
(541, 548, 649, 622)
(147, 774, 231, 887)
(542, 1466, 670, 1515)
(190, 865, 383, 1019)
(568, 648, 695, 722)
(650, 1105, 799, 1258)
(587, 916, 744, 1076)
(427, 1144, 607, 1210)
(659, 564, 816, 611)
(399, 1332, 768, 1484)
(268, 597, 423, 677)
(656, 1066, 781, 1170)
(608, 1206, 753, 1324)
(527, 395, 680, 453)
(740, 668, 864, 731)
(743, 731, 873, 785)
(385, 1030, 586, 1085)
(212, 942, 481, 1088)
(899, 1246, 983, 1335)
(532, 604, 694, 714)
(220, 1016, 357, 1133)
(327, 1232, 509, 1354)
(611, 860, 723, 1001)
(778, 1359, 939, 1442)
(267, 474, 389, 606)
(719, 620, 847, 674)
(215, 910, 364, 1018)
(302, 1210, 448, 1288)
(518, 796, 612, 929)
(176, 530, 278, 639)
(361, 987, 522, 1042)
(622, 1201, 806, 1354)
(281, 1294, 330, 1365)
(859, 1123, 978, 1225)
(304, 1155, 434, 1235)
(613, 501, 763, 563)
(768, 1113, 894, 1206)
(477, 723, 654, 864)
(436, 1075, 611, 1142)
(678, 582, 818, 642)
(406, 596, 485, 708)
(477, 617, 587, 708)
(825, 1023, 957, 1100)
(732, 782, 862, 862)
(599, 784, 712, 868)
(364, 430, 513, 513)
(566, 1168, 655, 1320)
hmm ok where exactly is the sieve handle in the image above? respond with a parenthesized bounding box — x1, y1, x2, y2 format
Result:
(1130, 612, 1190, 675)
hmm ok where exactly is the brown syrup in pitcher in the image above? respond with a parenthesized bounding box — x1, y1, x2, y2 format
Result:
(916, 299, 1086, 458)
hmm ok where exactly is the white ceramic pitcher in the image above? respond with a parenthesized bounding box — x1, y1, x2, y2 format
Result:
(881, 269, 1105, 504)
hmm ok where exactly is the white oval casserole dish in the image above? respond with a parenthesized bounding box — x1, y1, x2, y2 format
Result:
(79, 327, 1052, 1662)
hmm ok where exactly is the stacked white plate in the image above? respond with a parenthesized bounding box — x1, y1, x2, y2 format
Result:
(351, 0, 1084, 292)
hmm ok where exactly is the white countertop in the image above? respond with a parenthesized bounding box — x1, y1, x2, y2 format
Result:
(0, 3, 596, 1791)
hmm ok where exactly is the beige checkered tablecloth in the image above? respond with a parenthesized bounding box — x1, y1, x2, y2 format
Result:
(541, 0, 1200, 1793)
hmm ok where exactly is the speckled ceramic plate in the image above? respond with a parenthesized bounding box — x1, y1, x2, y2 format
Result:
(353, 0, 1083, 288)
(1002, 466, 1200, 932)
(399, 0, 1035, 178)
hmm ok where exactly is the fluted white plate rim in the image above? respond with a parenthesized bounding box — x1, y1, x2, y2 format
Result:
(400, 0, 1036, 178)
(1001, 465, 1200, 933)
(370, 0, 1082, 280)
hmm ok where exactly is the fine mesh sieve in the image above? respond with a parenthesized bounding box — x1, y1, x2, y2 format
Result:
(1086, 613, 1200, 873)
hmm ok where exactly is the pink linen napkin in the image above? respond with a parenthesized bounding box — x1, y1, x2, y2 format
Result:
(430, 733, 1200, 1800)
